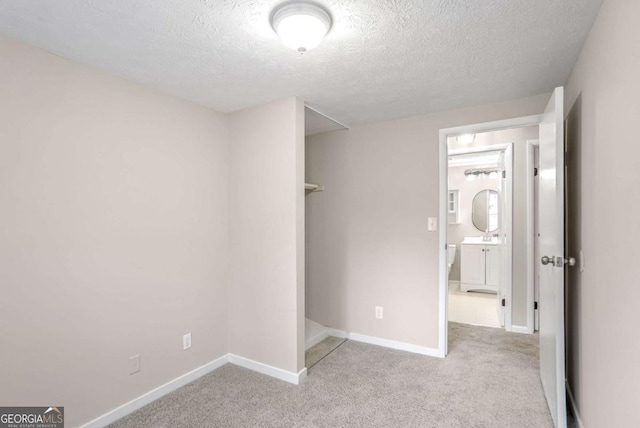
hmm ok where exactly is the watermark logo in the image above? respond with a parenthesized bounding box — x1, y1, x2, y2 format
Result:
(0, 407, 64, 428)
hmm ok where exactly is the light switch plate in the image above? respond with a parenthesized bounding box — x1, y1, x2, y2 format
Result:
(183, 333, 192, 350)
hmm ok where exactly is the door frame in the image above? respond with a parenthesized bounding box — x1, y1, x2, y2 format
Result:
(438, 114, 543, 356)
(527, 139, 540, 333)
(448, 143, 513, 328)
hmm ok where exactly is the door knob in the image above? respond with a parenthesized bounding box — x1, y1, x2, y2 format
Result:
(541, 255, 576, 267)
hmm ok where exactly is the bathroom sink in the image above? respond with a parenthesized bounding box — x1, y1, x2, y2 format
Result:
(461, 236, 501, 245)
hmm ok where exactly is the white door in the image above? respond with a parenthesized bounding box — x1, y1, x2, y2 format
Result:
(538, 87, 566, 428)
(485, 246, 501, 287)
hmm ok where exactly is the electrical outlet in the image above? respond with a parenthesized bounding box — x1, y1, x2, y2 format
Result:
(129, 354, 140, 375)
(183, 333, 192, 350)
(375, 306, 384, 319)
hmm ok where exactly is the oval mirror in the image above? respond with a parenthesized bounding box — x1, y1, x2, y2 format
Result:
(472, 189, 499, 232)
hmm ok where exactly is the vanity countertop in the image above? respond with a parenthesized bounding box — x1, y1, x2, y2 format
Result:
(461, 237, 501, 245)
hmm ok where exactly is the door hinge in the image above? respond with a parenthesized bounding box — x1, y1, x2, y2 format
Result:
(501, 298, 506, 307)
(534, 301, 538, 310)
(534, 167, 538, 176)
(502, 170, 506, 179)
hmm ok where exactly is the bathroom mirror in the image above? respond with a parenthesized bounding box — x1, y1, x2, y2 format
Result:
(472, 189, 499, 232)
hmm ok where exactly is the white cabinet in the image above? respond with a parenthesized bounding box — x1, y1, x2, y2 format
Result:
(448, 189, 460, 224)
(460, 243, 501, 292)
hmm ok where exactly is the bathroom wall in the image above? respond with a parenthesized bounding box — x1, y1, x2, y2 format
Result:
(565, 0, 640, 425)
(448, 126, 539, 327)
(0, 36, 230, 427)
(447, 165, 501, 281)
(306, 93, 549, 350)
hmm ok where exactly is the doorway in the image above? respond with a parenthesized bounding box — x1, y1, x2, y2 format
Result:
(446, 144, 513, 330)
(437, 115, 544, 356)
(438, 87, 568, 428)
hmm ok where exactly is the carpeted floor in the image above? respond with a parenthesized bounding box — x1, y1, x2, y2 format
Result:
(110, 323, 553, 427)
(305, 336, 347, 369)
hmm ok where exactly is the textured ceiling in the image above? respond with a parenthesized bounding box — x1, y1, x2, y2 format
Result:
(0, 0, 603, 127)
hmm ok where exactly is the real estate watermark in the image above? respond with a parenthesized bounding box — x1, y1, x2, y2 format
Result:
(0, 407, 64, 428)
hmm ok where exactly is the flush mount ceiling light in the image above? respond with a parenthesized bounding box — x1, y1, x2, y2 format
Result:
(271, 2, 332, 53)
(457, 133, 476, 145)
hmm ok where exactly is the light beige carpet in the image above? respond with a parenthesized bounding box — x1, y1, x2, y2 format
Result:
(110, 323, 553, 427)
(305, 336, 347, 369)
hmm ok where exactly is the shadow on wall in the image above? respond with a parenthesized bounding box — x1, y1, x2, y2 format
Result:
(566, 93, 583, 409)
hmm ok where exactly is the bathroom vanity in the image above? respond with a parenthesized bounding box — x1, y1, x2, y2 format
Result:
(460, 237, 501, 293)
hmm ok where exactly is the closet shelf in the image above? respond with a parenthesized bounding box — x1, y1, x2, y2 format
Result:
(305, 182, 324, 193)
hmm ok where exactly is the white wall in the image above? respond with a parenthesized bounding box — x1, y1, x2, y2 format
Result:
(0, 36, 229, 427)
(565, 0, 640, 425)
(306, 94, 549, 349)
(228, 97, 305, 375)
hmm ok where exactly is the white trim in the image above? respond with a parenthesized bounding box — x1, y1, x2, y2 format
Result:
(503, 143, 514, 331)
(305, 327, 348, 350)
(438, 130, 449, 357)
(326, 328, 348, 339)
(438, 114, 544, 357)
(305, 329, 330, 350)
(448, 280, 460, 286)
(526, 139, 540, 334)
(566, 381, 584, 428)
(348, 332, 441, 358)
(449, 143, 514, 156)
(510, 325, 531, 334)
(228, 355, 307, 385)
(80, 354, 230, 428)
(80, 352, 309, 427)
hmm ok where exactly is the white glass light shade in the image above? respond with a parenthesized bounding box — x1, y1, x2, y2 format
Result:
(272, 3, 331, 52)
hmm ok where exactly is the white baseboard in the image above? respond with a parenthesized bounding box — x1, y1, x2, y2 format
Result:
(448, 280, 460, 286)
(80, 354, 230, 428)
(79, 330, 438, 427)
(510, 325, 533, 334)
(327, 328, 348, 339)
(566, 381, 584, 428)
(228, 354, 306, 385)
(81, 352, 307, 427)
(348, 332, 441, 358)
(305, 329, 330, 350)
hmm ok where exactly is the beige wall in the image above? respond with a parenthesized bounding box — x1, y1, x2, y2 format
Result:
(306, 94, 549, 349)
(565, 0, 640, 425)
(228, 97, 305, 374)
(0, 37, 230, 427)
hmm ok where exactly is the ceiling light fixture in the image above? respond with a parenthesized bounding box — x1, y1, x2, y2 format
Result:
(457, 133, 476, 145)
(271, 2, 332, 53)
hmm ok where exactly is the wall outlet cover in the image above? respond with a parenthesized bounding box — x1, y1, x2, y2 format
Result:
(129, 354, 140, 375)
(375, 306, 384, 319)
(183, 333, 192, 350)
